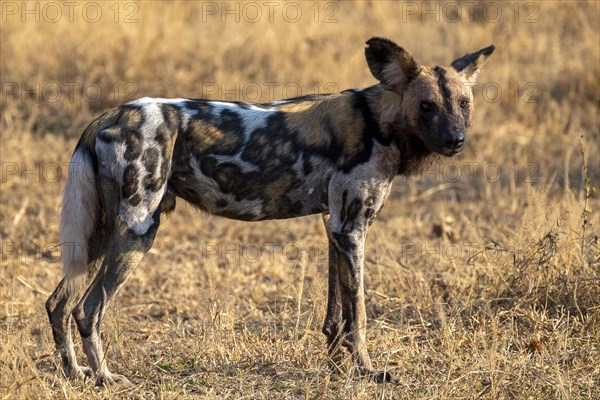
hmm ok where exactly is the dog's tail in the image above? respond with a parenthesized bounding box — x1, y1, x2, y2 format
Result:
(60, 133, 99, 288)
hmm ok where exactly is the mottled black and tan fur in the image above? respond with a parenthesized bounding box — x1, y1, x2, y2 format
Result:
(46, 37, 494, 385)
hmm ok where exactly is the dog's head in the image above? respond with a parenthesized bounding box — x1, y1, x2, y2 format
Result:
(365, 37, 494, 156)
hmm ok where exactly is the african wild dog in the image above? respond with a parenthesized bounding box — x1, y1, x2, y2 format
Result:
(46, 37, 494, 385)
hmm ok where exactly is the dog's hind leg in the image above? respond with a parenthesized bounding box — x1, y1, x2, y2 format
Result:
(72, 176, 162, 386)
(321, 213, 345, 372)
(45, 231, 104, 380)
(46, 147, 105, 380)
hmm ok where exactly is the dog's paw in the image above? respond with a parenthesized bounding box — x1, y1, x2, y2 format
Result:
(357, 367, 398, 384)
(369, 370, 398, 384)
(63, 364, 93, 381)
(95, 371, 133, 387)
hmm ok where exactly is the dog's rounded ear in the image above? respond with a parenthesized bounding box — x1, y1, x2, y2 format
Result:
(365, 37, 420, 90)
(451, 45, 495, 82)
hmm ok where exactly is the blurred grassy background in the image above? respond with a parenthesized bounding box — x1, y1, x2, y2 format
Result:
(1, 1, 599, 398)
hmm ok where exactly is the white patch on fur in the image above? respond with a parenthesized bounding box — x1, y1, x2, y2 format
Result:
(61, 148, 98, 281)
(118, 103, 169, 235)
(127, 97, 189, 106)
(120, 208, 157, 235)
(270, 100, 292, 106)
(95, 140, 127, 181)
(96, 103, 171, 236)
(129, 98, 195, 126)
(244, 103, 275, 111)
(207, 101, 272, 142)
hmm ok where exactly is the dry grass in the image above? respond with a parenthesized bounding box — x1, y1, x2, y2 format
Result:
(1, 1, 599, 398)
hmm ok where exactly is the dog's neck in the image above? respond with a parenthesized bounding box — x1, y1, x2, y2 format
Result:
(363, 85, 435, 176)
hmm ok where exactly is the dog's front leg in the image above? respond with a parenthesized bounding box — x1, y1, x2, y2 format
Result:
(329, 224, 396, 383)
(329, 226, 370, 364)
(325, 174, 396, 384)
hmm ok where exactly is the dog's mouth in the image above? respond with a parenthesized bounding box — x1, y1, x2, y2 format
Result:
(441, 146, 463, 157)
(422, 141, 464, 157)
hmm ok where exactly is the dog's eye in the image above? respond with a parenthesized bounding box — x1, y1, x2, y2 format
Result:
(460, 99, 470, 108)
(420, 101, 434, 112)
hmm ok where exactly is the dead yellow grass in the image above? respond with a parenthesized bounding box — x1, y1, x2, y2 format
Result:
(1, 1, 599, 399)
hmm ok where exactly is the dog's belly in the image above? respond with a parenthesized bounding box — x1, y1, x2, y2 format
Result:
(168, 155, 334, 221)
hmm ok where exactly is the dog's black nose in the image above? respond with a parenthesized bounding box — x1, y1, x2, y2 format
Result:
(454, 132, 465, 148)
(444, 132, 465, 149)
